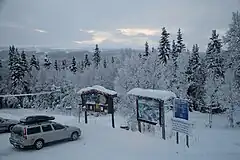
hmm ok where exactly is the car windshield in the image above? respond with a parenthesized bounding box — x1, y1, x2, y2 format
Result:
(12, 126, 23, 136)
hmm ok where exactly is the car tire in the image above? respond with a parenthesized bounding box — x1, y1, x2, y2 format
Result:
(71, 132, 79, 141)
(34, 139, 44, 150)
(8, 125, 14, 132)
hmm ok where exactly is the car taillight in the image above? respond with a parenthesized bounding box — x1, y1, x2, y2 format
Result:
(23, 128, 27, 139)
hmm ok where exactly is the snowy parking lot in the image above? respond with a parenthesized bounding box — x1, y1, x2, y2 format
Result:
(0, 109, 240, 160)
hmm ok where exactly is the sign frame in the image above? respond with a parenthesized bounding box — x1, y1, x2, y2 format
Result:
(172, 98, 191, 147)
(136, 96, 161, 125)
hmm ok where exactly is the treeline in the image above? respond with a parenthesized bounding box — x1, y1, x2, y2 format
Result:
(0, 11, 239, 127)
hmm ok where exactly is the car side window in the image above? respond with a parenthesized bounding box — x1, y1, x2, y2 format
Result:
(27, 126, 41, 135)
(41, 125, 53, 132)
(52, 123, 65, 130)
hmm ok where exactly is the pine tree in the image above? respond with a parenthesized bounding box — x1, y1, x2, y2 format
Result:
(61, 60, 67, 70)
(223, 11, 240, 127)
(44, 55, 51, 69)
(138, 53, 142, 59)
(206, 30, 224, 79)
(80, 60, 84, 73)
(103, 58, 107, 68)
(20, 51, 28, 74)
(84, 54, 91, 68)
(54, 60, 58, 71)
(70, 56, 77, 74)
(152, 47, 155, 53)
(186, 44, 206, 111)
(8, 45, 15, 72)
(176, 28, 185, 54)
(93, 44, 101, 68)
(111, 57, 115, 64)
(143, 41, 149, 57)
(30, 54, 40, 70)
(8, 46, 25, 94)
(205, 30, 224, 128)
(158, 27, 170, 64)
(170, 40, 178, 88)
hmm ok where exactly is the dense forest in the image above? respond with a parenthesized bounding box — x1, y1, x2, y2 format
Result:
(0, 11, 239, 128)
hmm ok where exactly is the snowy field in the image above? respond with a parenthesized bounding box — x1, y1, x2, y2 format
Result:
(0, 109, 240, 160)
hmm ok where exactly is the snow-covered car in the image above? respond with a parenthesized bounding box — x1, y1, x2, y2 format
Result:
(0, 117, 19, 133)
(9, 115, 82, 150)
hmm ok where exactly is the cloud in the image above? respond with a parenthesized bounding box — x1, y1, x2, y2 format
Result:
(74, 28, 159, 48)
(79, 29, 95, 33)
(116, 28, 161, 36)
(0, 22, 24, 29)
(34, 28, 48, 33)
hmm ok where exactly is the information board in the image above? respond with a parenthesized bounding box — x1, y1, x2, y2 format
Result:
(171, 117, 192, 135)
(137, 98, 159, 124)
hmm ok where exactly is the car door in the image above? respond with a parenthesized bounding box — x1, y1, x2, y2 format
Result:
(41, 124, 55, 143)
(52, 123, 67, 141)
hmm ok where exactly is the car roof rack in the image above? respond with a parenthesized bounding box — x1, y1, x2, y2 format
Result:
(20, 115, 55, 125)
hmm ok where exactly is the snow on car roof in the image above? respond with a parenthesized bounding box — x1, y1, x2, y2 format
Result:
(77, 85, 117, 96)
(127, 88, 176, 101)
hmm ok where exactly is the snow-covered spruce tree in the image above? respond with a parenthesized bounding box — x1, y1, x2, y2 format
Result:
(20, 51, 28, 74)
(111, 56, 115, 64)
(93, 44, 101, 68)
(30, 54, 40, 71)
(103, 58, 107, 68)
(223, 11, 240, 127)
(61, 60, 67, 70)
(8, 46, 28, 107)
(29, 54, 40, 92)
(54, 60, 59, 71)
(84, 54, 91, 68)
(44, 54, 52, 69)
(20, 50, 31, 99)
(158, 27, 171, 64)
(169, 40, 178, 89)
(143, 41, 150, 57)
(80, 60, 84, 73)
(176, 28, 186, 54)
(186, 44, 206, 111)
(205, 30, 224, 128)
(152, 47, 156, 53)
(70, 56, 77, 74)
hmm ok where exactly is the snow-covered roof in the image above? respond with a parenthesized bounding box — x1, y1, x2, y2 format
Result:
(77, 85, 117, 96)
(127, 88, 176, 101)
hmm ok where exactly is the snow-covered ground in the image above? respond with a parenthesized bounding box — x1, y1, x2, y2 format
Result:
(0, 109, 240, 160)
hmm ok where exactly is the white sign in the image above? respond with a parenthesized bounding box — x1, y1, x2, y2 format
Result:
(171, 117, 193, 136)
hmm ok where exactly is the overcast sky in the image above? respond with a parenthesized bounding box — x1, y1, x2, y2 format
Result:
(0, 0, 239, 51)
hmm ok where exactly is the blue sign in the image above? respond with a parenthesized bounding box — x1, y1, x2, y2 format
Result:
(174, 98, 189, 120)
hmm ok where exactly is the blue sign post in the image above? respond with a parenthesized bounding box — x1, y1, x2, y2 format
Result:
(174, 98, 189, 120)
(173, 98, 190, 147)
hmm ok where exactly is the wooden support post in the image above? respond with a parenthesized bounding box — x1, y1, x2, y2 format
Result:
(136, 98, 141, 133)
(160, 100, 166, 140)
(78, 105, 81, 123)
(176, 132, 179, 144)
(112, 111, 115, 128)
(85, 110, 88, 124)
(108, 97, 115, 128)
(138, 121, 141, 133)
(186, 135, 189, 148)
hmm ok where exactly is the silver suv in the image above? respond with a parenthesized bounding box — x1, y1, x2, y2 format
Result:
(9, 117, 81, 150)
